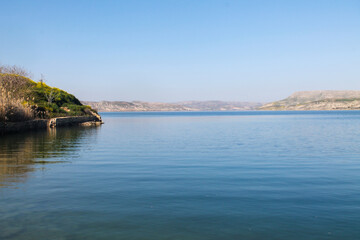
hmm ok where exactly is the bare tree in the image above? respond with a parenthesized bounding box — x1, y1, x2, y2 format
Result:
(0, 73, 33, 98)
(45, 89, 59, 104)
(0, 71, 34, 122)
(39, 74, 45, 86)
(0, 64, 31, 77)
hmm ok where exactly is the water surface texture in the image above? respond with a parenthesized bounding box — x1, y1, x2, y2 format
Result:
(1, 111, 360, 240)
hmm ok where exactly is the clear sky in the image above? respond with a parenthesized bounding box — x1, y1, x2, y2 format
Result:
(1, 0, 359, 102)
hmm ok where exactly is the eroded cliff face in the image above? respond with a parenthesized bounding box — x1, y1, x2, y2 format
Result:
(259, 91, 360, 110)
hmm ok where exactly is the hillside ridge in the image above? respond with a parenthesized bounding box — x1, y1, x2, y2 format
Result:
(260, 90, 360, 110)
(82, 100, 262, 112)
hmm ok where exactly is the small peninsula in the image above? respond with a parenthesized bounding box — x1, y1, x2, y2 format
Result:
(0, 65, 102, 134)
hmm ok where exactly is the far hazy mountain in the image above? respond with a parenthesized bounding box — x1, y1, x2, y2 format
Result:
(82, 101, 191, 112)
(82, 100, 262, 112)
(260, 90, 360, 110)
(176, 101, 262, 111)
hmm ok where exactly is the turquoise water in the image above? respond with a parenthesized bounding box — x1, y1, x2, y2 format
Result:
(1, 111, 360, 239)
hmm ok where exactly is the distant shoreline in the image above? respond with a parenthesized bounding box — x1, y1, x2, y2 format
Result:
(98, 109, 360, 113)
(84, 91, 360, 112)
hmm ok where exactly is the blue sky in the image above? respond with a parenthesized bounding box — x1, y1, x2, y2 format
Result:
(1, 0, 359, 102)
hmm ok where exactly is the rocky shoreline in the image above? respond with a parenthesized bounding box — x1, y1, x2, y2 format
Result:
(0, 115, 103, 134)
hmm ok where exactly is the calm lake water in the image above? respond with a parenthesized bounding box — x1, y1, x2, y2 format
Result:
(1, 111, 360, 240)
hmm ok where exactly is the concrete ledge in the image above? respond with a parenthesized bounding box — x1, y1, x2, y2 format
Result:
(0, 115, 103, 134)
(48, 116, 99, 128)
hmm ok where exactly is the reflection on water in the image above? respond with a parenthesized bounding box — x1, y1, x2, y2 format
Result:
(0, 127, 99, 187)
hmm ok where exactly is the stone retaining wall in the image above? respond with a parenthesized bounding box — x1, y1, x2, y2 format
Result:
(0, 115, 102, 134)
(48, 116, 98, 128)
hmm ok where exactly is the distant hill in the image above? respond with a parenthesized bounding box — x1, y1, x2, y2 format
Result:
(176, 101, 262, 111)
(82, 100, 262, 112)
(82, 101, 191, 112)
(259, 90, 360, 110)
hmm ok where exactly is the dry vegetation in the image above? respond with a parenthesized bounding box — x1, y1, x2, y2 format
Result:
(0, 65, 34, 122)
